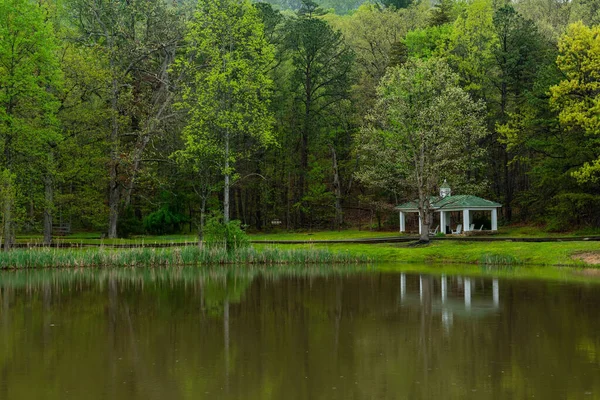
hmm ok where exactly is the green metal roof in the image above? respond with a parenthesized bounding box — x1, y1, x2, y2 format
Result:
(396, 195, 501, 211)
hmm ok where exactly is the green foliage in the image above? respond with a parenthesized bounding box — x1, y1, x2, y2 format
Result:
(546, 193, 600, 232)
(178, 0, 275, 150)
(142, 207, 187, 236)
(404, 24, 453, 60)
(446, 0, 497, 97)
(203, 215, 250, 251)
(358, 58, 488, 197)
(0, 0, 599, 237)
(178, 0, 275, 222)
(430, 0, 456, 26)
(0, 0, 62, 243)
(379, 0, 413, 10)
(117, 207, 144, 238)
(298, 158, 336, 226)
(550, 22, 600, 183)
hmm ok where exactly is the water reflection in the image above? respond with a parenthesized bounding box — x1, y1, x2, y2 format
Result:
(400, 273, 501, 332)
(0, 267, 599, 400)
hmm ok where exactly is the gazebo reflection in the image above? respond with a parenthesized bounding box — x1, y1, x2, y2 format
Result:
(399, 273, 501, 331)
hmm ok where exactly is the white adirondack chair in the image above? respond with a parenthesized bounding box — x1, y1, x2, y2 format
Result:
(429, 225, 439, 236)
(451, 224, 462, 234)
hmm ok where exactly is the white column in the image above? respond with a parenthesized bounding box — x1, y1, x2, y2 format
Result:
(440, 211, 446, 234)
(418, 215, 422, 235)
(464, 277, 471, 310)
(493, 278, 499, 308)
(491, 208, 498, 231)
(399, 212, 405, 233)
(463, 209, 470, 232)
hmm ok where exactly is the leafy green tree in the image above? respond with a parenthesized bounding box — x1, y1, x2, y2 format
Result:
(327, 3, 427, 107)
(178, 0, 275, 225)
(69, 0, 185, 238)
(446, 0, 497, 98)
(550, 22, 600, 183)
(173, 139, 223, 246)
(572, 0, 600, 26)
(357, 58, 488, 242)
(0, 0, 62, 248)
(54, 39, 111, 234)
(403, 24, 453, 61)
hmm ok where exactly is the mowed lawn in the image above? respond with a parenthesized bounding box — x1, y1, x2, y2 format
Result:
(254, 240, 600, 267)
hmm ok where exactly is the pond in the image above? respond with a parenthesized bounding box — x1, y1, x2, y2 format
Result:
(0, 266, 599, 399)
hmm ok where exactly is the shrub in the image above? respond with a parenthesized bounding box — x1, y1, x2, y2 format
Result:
(203, 216, 250, 251)
(143, 206, 187, 235)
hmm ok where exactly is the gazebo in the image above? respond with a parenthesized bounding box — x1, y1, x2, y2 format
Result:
(396, 181, 502, 234)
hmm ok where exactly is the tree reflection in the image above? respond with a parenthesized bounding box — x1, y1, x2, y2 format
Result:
(0, 268, 599, 399)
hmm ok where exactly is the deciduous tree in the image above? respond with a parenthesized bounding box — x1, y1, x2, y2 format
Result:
(178, 0, 275, 225)
(357, 58, 487, 241)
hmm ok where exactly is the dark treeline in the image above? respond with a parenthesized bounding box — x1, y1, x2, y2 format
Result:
(0, 0, 599, 243)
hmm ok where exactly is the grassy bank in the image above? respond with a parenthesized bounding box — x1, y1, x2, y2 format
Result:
(0, 246, 370, 269)
(263, 240, 600, 267)
(7, 228, 600, 268)
(14, 225, 600, 246)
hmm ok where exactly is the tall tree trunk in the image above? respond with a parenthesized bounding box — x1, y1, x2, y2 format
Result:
(297, 69, 312, 227)
(330, 145, 343, 230)
(224, 128, 230, 224)
(108, 160, 119, 238)
(108, 77, 120, 239)
(418, 208, 431, 243)
(123, 88, 173, 209)
(43, 168, 53, 246)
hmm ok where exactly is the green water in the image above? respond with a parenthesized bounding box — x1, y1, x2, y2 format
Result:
(0, 266, 599, 399)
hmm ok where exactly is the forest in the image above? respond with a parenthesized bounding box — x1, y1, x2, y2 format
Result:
(1, 0, 599, 244)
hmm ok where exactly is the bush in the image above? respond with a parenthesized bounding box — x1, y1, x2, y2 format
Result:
(546, 193, 600, 232)
(203, 216, 250, 251)
(143, 206, 187, 235)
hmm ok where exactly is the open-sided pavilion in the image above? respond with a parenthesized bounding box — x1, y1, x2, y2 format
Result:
(396, 192, 502, 234)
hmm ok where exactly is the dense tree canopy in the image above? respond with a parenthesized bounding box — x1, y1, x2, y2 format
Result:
(0, 0, 599, 240)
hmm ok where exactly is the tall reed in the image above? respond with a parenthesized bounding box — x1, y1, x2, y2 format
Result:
(0, 246, 371, 269)
(479, 253, 522, 266)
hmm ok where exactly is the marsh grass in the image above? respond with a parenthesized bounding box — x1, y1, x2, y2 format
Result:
(478, 253, 523, 266)
(0, 246, 370, 269)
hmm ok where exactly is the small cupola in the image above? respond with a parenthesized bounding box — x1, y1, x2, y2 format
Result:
(440, 179, 451, 198)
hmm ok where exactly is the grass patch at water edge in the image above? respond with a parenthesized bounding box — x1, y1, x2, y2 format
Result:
(0, 246, 371, 269)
